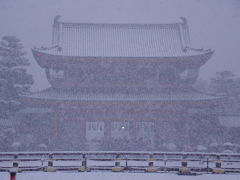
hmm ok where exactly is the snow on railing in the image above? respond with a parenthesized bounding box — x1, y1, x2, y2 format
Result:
(0, 151, 240, 174)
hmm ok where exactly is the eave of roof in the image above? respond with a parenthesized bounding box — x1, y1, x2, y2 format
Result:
(22, 88, 223, 102)
(33, 47, 213, 59)
(32, 48, 213, 70)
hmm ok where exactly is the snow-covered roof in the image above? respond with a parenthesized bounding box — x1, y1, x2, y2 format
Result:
(24, 88, 221, 102)
(219, 116, 240, 128)
(35, 17, 212, 58)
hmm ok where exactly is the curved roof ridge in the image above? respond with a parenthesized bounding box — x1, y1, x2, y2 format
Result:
(54, 15, 186, 26)
(33, 16, 213, 58)
(59, 22, 181, 27)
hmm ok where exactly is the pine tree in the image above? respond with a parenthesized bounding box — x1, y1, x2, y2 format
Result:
(0, 36, 33, 119)
(210, 71, 237, 96)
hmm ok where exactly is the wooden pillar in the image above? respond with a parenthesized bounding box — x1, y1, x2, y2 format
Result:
(154, 119, 163, 149)
(104, 120, 111, 141)
(50, 103, 60, 149)
(80, 119, 86, 144)
(129, 119, 137, 144)
(184, 116, 191, 150)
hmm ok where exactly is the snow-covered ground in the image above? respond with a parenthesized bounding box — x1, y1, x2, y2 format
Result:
(1, 172, 240, 180)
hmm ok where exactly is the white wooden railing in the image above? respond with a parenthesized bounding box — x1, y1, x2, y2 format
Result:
(1, 151, 240, 174)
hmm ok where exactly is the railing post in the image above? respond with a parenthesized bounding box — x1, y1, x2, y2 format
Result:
(145, 154, 158, 172)
(79, 154, 89, 172)
(82, 154, 87, 167)
(13, 155, 18, 166)
(125, 157, 128, 170)
(207, 158, 209, 173)
(212, 155, 225, 174)
(44, 153, 56, 172)
(163, 154, 167, 172)
(41, 158, 44, 168)
(112, 154, 124, 172)
(12, 155, 20, 173)
(178, 155, 191, 175)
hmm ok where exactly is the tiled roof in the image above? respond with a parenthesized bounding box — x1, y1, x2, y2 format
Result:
(35, 17, 211, 57)
(24, 88, 221, 102)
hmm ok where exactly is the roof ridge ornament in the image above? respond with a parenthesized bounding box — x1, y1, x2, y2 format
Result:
(36, 45, 62, 51)
(54, 15, 61, 24)
(180, 17, 188, 25)
(185, 46, 212, 52)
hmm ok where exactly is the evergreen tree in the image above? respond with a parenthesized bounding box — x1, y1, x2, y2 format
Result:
(210, 71, 240, 114)
(0, 36, 33, 119)
(210, 71, 240, 97)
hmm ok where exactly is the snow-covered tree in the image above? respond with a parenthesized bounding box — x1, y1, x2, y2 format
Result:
(0, 36, 33, 119)
(210, 71, 240, 97)
(210, 71, 240, 115)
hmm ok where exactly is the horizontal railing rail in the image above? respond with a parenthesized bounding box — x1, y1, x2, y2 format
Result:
(1, 151, 240, 174)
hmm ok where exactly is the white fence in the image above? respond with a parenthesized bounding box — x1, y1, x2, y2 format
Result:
(1, 151, 240, 173)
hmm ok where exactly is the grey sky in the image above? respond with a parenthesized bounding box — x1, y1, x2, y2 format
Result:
(0, 0, 240, 90)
